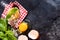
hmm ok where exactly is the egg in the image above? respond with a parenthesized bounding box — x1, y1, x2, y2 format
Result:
(18, 22, 28, 33)
(28, 30, 39, 39)
(18, 35, 28, 40)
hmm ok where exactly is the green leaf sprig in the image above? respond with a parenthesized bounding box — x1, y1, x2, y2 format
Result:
(0, 7, 18, 40)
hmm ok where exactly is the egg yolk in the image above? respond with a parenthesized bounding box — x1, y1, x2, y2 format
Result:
(18, 22, 28, 32)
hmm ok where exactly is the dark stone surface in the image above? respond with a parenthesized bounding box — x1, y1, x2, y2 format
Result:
(0, 0, 60, 40)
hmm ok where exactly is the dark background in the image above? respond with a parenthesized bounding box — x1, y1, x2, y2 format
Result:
(0, 0, 60, 40)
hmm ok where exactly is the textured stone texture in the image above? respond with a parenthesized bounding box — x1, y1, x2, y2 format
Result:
(0, 0, 60, 40)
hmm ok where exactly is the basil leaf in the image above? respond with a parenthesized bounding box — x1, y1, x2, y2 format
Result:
(5, 30, 17, 40)
(0, 19, 7, 27)
(0, 18, 7, 31)
(6, 7, 18, 20)
(0, 32, 5, 39)
(3, 37, 8, 40)
(7, 33, 17, 40)
(6, 30, 14, 35)
(0, 23, 7, 31)
(0, 32, 4, 36)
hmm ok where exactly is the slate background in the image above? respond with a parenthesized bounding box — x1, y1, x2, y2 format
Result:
(0, 0, 60, 40)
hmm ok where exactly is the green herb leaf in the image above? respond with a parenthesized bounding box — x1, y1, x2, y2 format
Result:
(0, 19, 7, 27)
(3, 37, 8, 40)
(0, 23, 6, 31)
(0, 32, 4, 36)
(6, 7, 18, 20)
(7, 34, 17, 40)
(5, 30, 17, 40)
(0, 32, 5, 39)
(0, 7, 18, 40)
(0, 19, 7, 31)
(6, 30, 14, 35)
